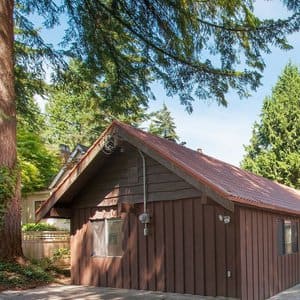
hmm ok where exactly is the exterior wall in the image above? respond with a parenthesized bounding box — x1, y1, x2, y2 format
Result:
(73, 144, 202, 208)
(238, 206, 300, 300)
(70, 200, 238, 297)
(22, 191, 50, 224)
(22, 190, 70, 230)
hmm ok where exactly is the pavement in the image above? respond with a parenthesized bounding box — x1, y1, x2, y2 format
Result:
(1, 284, 300, 300)
(268, 284, 300, 299)
(0, 285, 236, 300)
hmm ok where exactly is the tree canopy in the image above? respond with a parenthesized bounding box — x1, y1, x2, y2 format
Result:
(2, 0, 300, 259)
(17, 118, 60, 194)
(241, 63, 300, 189)
(16, 0, 300, 113)
(149, 104, 179, 141)
(45, 59, 146, 149)
(62, 0, 300, 112)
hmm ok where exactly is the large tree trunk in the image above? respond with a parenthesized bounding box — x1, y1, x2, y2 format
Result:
(0, 0, 23, 260)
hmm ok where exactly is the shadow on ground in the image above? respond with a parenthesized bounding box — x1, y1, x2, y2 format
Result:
(0, 285, 237, 300)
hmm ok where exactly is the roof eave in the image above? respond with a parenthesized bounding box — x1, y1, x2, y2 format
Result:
(115, 124, 235, 212)
(36, 122, 118, 222)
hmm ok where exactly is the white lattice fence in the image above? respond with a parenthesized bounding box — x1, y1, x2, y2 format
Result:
(22, 231, 70, 261)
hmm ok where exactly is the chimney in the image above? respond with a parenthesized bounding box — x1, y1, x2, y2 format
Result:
(59, 144, 71, 163)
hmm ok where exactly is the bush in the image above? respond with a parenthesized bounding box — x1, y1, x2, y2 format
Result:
(0, 260, 52, 289)
(22, 222, 59, 232)
(52, 248, 70, 260)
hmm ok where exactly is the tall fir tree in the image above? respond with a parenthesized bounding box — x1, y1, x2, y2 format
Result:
(241, 63, 300, 189)
(149, 104, 179, 141)
(45, 59, 147, 149)
(2, 0, 300, 260)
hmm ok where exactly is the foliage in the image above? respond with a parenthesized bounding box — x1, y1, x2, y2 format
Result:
(241, 63, 300, 189)
(149, 104, 179, 141)
(22, 223, 60, 232)
(14, 2, 63, 123)
(0, 166, 17, 205)
(2, 0, 300, 260)
(52, 247, 71, 260)
(45, 59, 147, 148)
(62, 0, 300, 112)
(15, 0, 300, 114)
(0, 166, 18, 225)
(30, 257, 70, 277)
(0, 260, 52, 290)
(13, 4, 62, 194)
(17, 118, 60, 193)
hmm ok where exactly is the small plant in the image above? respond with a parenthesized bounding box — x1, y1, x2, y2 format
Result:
(52, 247, 70, 260)
(22, 222, 59, 232)
(0, 260, 52, 291)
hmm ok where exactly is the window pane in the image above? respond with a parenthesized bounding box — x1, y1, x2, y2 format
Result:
(277, 219, 285, 255)
(292, 222, 298, 253)
(35, 201, 45, 212)
(284, 220, 292, 254)
(106, 219, 123, 257)
(91, 220, 106, 256)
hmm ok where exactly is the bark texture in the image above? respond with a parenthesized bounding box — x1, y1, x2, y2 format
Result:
(0, 0, 23, 259)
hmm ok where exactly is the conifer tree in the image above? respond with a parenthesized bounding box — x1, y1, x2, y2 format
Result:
(241, 63, 300, 189)
(149, 104, 179, 141)
(2, 0, 300, 259)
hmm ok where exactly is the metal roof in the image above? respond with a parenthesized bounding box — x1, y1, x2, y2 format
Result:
(36, 120, 300, 220)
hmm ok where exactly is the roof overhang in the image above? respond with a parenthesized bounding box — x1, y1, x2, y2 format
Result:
(36, 123, 119, 221)
(36, 121, 235, 222)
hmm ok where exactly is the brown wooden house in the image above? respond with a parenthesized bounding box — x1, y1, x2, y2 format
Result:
(37, 121, 300, 300)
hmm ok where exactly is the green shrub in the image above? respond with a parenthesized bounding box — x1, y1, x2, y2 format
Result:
(22, 222, 59, 232)
(0, 260, 52, 288)
(52, 247, 70, 260)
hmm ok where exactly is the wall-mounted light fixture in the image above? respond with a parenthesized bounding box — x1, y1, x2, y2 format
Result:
(218, 214, 231, 224)
(139, 212, 151, 236)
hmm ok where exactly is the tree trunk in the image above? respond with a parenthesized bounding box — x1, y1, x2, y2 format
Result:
(0, 0, 23, 259)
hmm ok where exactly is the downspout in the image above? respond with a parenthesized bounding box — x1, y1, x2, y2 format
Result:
(139, 150, 147, 213)
(138, 150, 150, 236)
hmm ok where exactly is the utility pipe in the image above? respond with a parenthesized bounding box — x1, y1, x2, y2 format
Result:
(138, 150, 147, 213)
(138, 150, 149, 236)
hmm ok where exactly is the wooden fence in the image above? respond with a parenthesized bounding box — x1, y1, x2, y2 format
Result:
(22, 231, 70, 261)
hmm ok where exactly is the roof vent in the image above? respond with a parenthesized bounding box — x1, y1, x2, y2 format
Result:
(197, 148, 203, 153)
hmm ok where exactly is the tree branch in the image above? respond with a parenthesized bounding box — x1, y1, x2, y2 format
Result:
(94, 1, 241, 78)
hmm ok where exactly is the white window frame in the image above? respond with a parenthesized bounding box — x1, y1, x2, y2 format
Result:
(91, 218, 123, 257)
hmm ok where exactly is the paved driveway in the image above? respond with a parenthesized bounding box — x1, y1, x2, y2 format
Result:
(0, 285, 235, 300)
(268, 283, 300, 299)
(1, 284, 300, 299)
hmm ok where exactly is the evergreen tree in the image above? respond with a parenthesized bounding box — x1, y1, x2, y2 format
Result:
(241, 63, 300, 189)
(149, 104, 179, 141)
(2, 0, 300, 260)
(45, 59, 147, 149)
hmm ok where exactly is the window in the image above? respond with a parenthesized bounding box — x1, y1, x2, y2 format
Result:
(91, 219, 123, 257)
(35, 200, 45, 212)
(278, 219, 298, 255)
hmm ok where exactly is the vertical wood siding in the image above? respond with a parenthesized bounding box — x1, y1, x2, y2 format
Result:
(71, 199, 237, 297)
(238, 206, 300, 300)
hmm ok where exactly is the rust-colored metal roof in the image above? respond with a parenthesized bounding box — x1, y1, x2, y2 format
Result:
(37, 120, 300, 220)
(115, 121, 300, 215)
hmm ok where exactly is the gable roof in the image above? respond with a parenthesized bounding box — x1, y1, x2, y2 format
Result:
(48, 143, 88, 190)
(36, 120, 300, 221)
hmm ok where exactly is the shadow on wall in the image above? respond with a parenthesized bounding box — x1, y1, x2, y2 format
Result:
(72, 203, 167, 292)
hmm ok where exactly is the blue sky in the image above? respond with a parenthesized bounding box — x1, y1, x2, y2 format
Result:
(34, 1, 300, 166)
(148, 1, 300, 166)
